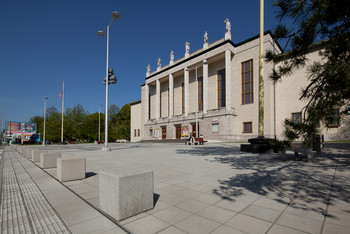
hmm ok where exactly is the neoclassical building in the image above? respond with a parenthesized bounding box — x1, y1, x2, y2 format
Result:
(130, 20, 348, 142)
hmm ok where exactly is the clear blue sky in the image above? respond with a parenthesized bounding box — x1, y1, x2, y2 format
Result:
(0, 0, 281, 129)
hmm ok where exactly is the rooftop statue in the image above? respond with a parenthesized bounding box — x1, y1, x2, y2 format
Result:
(204, 31, 208, 43)
(224, 18, 231, 33)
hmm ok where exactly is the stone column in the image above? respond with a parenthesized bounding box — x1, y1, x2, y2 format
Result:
(225, 50, 231, 111)
(184, 68, 189, 116)
(203, 60, 208, 114)
(144, 83, 149, 121)
(156, 79, 160, 119)
(169, 74, 174, 118)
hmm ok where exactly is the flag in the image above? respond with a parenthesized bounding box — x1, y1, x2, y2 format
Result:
(58, 90, 63, 98)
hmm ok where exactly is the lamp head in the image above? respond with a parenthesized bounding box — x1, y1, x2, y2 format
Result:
(112, 11, 121, 20)
(97, 30, 105, 36)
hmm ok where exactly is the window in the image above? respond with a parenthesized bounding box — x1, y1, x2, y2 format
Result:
(218, 69, 225, 108)
(212, 123, 219, 133)
(149, 129, 153, 137)
(148, 93, 151, 119)
(292, 112, 302, 124)
(134, 129, 137, 137)
(198, 76, 203, 111)
(181, 83, 184, 114)
(137, 129, 140, 137)
(326, 109, 340, 127)
(243, 122, 252, 133)
(242, 59, 253, 104)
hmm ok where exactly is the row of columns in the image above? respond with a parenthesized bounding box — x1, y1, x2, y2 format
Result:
(145, 50, 231, 121)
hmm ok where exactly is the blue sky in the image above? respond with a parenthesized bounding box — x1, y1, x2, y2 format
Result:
(0, 0, 281, 129)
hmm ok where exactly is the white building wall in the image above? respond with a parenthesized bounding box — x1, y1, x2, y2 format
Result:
(134, 32, 348, 142)
(130, 102, 142, 142)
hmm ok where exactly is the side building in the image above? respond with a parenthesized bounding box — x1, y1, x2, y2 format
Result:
(131, 20, 349, 142)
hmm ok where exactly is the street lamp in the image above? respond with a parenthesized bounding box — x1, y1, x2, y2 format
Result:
(97, 104, 103, 141)
(98, 11, 121, 151)
(42, 97, 48, 146)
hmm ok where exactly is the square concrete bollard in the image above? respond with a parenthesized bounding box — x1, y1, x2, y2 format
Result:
(26, 148, 36, 158)
(40, 153, 61, 169)
(99, 167, 154, 221)
(57, 156, 86, 182)
(32, 150, 48, 162)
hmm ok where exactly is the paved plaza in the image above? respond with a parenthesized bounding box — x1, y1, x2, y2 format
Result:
(0, 142, 350, 233)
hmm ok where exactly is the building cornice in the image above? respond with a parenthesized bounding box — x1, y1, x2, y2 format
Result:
(144, 30, 281, 82)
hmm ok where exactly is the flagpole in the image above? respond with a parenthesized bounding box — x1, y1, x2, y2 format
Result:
(61, 81, 64, 143)
(258, 0, 264, 137)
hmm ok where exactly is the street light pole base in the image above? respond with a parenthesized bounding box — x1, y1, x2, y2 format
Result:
(102, 147, 111, 152)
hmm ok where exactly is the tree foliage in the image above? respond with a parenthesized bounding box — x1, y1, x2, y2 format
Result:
(28, 103, 129, 143)
(266, 0, 350, 142)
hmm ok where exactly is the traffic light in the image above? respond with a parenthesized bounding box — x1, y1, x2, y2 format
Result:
(108, 68, 117, 84)
(103, 68, 117, 85)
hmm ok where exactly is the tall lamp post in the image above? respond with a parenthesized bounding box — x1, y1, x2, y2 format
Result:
(98, 11, 121, 151)
(97, 104, 103, 141)
(42, 97, 48, 146)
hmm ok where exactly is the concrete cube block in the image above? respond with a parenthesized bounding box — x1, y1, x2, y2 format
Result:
(26, 148, 36, 158)
(57, 156, 86, 182)
(32, 150, 48, 162)
(99, 167, 154, 221)
(40, 153, 61, 169)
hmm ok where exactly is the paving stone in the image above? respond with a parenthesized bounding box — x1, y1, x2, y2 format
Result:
(242, 204, 282, 223)
(124, 215, 170, 234)
(276, 212, 323, 233)
(211, 225, 246, 234)
(174, 215, 220, 234)
(152, 206, 192, 225)
(225, 213, 273, 234)
(197, 205, 237, 224)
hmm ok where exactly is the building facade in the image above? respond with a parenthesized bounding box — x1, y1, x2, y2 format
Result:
(131, 20, 348, 142)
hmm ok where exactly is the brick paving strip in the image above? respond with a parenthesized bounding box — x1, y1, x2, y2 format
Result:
(0, 147, 71, 233)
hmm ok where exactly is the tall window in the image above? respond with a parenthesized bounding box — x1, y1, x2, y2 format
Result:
(181, 83, 184, 114)
(217, 69, 225, 108)
(168, 88, 169, 116)
(326, 109, 340, 127)
(292, 112, 302, 124)
(242, 59, 253, 104)
(198, 76, 203, 111)
(243, 122, 253, 133)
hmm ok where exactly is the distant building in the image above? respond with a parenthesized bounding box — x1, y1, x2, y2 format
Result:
(131, 20, 348, 142)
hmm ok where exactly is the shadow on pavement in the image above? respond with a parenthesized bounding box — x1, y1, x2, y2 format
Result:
(176, 143, 350, 217)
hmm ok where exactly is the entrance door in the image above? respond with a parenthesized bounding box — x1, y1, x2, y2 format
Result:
(175, 126, 181, 139)
(191, 123, 199, 138)
(161, 127, 166, 139)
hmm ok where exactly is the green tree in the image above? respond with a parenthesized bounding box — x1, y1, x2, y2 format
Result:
(45, 107, 61, 142)
(65, 104, 89, 141)
(29, 115, 44, 139)
(266, 0, 350, 143)
(115, 104, 130, 140)
(81, 112, 105, 141)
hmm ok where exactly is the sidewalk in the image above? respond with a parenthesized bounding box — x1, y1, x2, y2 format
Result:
(1, 143, 350, 234)
(0, 146, 127, 234)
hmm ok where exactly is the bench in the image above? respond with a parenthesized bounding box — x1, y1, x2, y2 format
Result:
(40, 153, 61, 169)
(69, 141, 77, 144)
(99, 167, 154, 221)
(96, 140, 104, 144)
(194, 137, 207, 145)
(57, 156, 86, 182)
(281, 144, 313, 161)
(188, 137, 207, 145)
